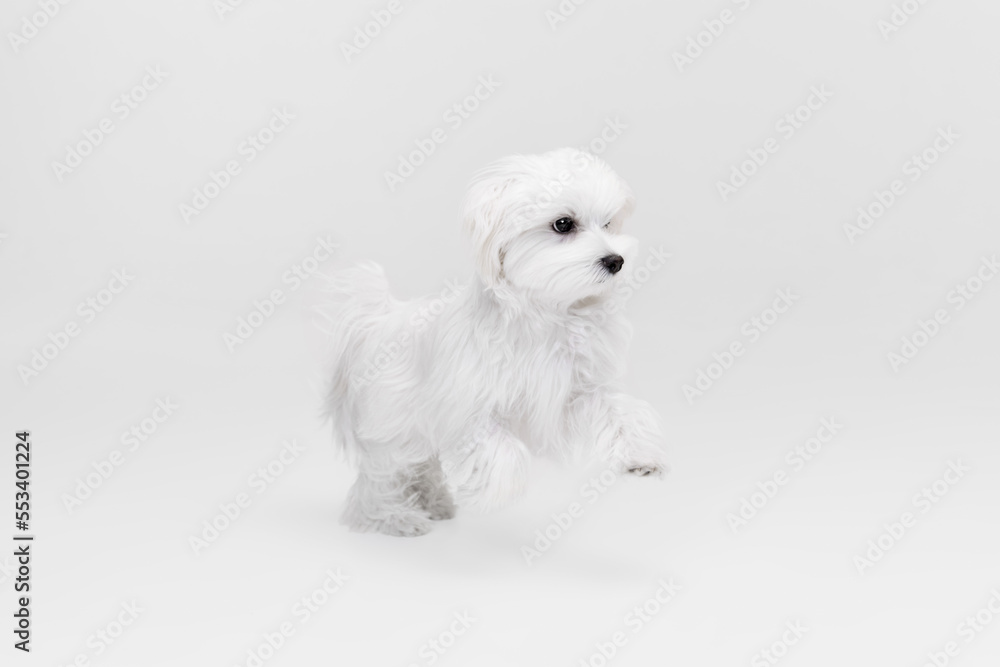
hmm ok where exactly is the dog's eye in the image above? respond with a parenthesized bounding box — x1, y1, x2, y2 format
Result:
(603, 221, 612, 229)
(552, 217, 575, 234)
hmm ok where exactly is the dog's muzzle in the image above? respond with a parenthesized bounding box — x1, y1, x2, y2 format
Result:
(600, 254, 624, 274)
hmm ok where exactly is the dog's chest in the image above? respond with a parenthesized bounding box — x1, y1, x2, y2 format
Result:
(488, 318, 604, 415)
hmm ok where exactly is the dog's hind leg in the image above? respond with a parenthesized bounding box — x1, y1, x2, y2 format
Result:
(410, 456, 456, 521)
(340, 445, 434, 537)
(442, 421, 531, 511)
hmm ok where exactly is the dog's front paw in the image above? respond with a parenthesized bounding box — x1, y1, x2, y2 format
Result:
(616, 443, 670, 479)
(599, 396, 669, 479)
(626, 463, 665, 478)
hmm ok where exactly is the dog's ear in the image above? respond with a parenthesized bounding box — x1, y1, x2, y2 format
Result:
(462, 167, 518, 290)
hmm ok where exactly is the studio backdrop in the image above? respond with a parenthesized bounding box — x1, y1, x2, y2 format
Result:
(1, 1, 999, 666)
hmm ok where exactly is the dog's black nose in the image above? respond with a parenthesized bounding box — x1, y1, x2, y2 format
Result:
(601, 254, 624, 274)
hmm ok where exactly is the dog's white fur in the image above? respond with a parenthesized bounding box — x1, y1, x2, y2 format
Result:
(323, 148, 668, 536)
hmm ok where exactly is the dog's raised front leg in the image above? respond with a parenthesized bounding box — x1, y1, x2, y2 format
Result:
(567, 389, 669, 478)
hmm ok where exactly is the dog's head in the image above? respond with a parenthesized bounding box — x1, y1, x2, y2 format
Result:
(463, 148, 638, 304)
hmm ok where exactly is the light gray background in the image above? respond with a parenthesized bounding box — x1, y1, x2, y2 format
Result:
(2, 0, 999, 665)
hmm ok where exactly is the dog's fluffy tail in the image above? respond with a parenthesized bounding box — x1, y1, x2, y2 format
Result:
(315, 261, 393, 459)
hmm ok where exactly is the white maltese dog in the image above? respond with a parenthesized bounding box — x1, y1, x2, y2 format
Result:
(323, 148, 668, 536)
